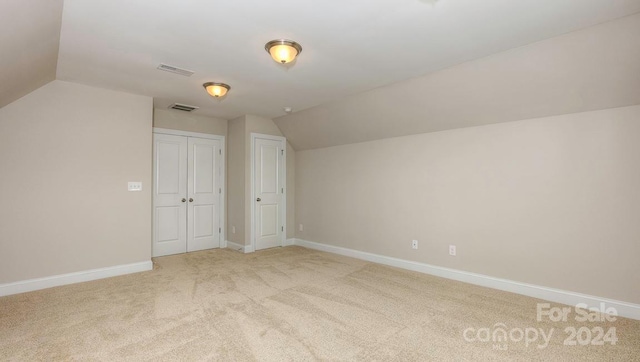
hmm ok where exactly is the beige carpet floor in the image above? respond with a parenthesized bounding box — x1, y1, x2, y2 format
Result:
(1, 246, 639, 361)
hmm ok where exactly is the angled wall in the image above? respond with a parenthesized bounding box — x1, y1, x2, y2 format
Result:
(275, 13, 640, 150)
(0, 80, 153, 284)
(0, 0, 64, 109)
(295, 105, 640, 305)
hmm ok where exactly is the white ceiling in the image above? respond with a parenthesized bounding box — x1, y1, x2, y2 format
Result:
(1, 0, 638, 150)
(275, 13, 640, 149)
(55, 0, 640, 122)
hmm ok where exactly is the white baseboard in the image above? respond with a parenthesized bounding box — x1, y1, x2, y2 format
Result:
(220, 239, 228, 248)
(226, 239, 294, 253)
(226, 240, 300, 253)
(293, 238, 640, 321)
(226, 240, 244, 252)
(226, 240, 254, 253)
(0, 260, 153, 297)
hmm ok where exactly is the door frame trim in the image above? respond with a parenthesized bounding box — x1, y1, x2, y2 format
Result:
(152, 127, 226, 250)
(250, 133, 286, 253)
(153, 127, 223, 140)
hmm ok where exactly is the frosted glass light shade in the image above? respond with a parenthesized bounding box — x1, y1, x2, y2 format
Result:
(203, 82, 230, 98)
(265, 39, 302, 64)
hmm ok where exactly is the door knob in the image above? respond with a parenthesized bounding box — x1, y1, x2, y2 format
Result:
(181, 198, 186, 202)
(189, 198, 194, 202)
(256, 198, 261, 202)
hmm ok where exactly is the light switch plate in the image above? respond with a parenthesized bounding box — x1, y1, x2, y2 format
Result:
(128, 182, 142, 191)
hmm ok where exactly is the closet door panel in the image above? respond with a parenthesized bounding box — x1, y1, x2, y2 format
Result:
(153, 134, 188, 257)
(187, 137, 221, 252)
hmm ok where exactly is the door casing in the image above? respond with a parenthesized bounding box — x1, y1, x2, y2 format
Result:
(250, 133, 286, 252)
(152, 128, 226, 256)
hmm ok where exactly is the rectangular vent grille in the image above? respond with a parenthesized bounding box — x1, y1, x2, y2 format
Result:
(157, 64, 195, 77)
(169, 103, 199, 112)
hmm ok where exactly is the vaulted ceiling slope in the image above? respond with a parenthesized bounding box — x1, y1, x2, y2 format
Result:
(0, 0, 64, 109)
(275, 13, 640, 150)
(3, 1, 640, 151)
(55, 0, 640, 124)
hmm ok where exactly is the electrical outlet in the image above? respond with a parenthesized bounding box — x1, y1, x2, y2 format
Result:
(231, 226, 236, 234)
(412, 240, 418, 249)
(449, 245, 456, 256)
(127, 182, 142, 191)
(299, 224, 304, 232)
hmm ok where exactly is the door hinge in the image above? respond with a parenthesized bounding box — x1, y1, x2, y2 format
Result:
(219, 188, 221, 194)
(281, 149, 284, 156)
(281, 226, 284, 232)
(219, 149, 222, 155)
(219, 227, 221, 233)
(281, 187, 284, 194)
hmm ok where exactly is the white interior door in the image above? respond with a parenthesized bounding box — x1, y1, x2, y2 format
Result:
(253, 136, 285, 251)
(153, 134, 188, 257)
(187, 137, 221, 252)
(153, 129, 224, 257)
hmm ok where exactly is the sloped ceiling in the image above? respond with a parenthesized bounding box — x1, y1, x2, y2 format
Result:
(3, 0, 640, 151)
(0, 0, 64, 109)
(274, 13, 640, 150)
(56, 0, 640, 125)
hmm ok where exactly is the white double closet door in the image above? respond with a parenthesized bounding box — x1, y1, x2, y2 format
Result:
(153, 132, 224, 257)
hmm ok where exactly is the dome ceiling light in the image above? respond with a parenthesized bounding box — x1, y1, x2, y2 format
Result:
(203, 82, 230, 98)
(265, 39, 302, 64)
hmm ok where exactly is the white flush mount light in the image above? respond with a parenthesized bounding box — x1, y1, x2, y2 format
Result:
(265, 39, 302, 64)
(203, 82, 230, 98)
(283, 107, 293, 113)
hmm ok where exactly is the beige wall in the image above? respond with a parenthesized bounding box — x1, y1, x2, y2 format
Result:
(295, 105, 640, 304)
(0, 80, 153, 283)
(153, 108, 227, 136)
(226, 115, 296, 246)
(227, 116, 246, 244)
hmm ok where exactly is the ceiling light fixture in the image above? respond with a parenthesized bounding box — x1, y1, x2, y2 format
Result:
(203, 82, 230, 98)
(265, 39, 302, 64)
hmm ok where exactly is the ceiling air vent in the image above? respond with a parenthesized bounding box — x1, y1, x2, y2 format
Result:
(157, 63, 195, 77)
(169, 103, 199, 112)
